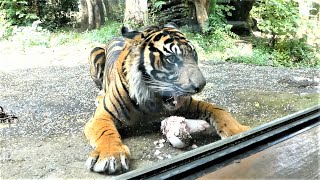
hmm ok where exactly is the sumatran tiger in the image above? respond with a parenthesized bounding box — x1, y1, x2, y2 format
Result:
(85, 23, 250, 174)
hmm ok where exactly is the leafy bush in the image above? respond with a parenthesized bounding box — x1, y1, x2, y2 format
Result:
(227, 37, 319, 68)
(185, 3, 238, 61)
(0, 0, 38, 26)
(0, 0, 78, 31)
(205, 3, 235, 32)
(273, 38, 319, 67)
(251, 0, 300, 47)
(39, 0, 79, 30)
(0, 11, 14, 40)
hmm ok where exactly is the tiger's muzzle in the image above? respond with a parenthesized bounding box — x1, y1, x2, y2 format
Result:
(162, 66, 206, 110)
(179, 65, 206, 94)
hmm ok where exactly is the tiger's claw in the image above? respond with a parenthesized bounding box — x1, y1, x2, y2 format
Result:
(85, 144, 130, 174)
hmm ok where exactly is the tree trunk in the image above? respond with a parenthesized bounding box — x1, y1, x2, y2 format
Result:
(123, 0, 148, 27)
(104, 0, 125, 21)
(92, 0, 105, 29)
(148, 0, 209, 30)
(80, 0, 89, 31)
(80, 0, 105, 31)
(193, 0, 210, 30)
(87, 0, 95, 30)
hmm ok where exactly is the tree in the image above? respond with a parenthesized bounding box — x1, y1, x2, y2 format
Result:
(80, 0, 105, 31)
(104, 0, 125, 21)
(252, 0, 300, 47)
(80, 0, 125, 31)
(193, 0, 210, 30)
(148, 0, 210, 30)
(0, 0, 38, 26)
(123, 0, 148, 27)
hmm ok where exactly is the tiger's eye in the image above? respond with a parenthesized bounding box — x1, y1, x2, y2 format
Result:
(165, 55, 176, 64)
(165, 58, 174, 64)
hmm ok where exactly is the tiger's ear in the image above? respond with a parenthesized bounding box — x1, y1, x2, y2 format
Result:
(121, 26, 142, 40)
(163, 22, 178, 29)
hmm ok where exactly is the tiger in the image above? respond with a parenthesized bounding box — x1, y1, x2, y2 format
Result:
(84, 23, 250, 174)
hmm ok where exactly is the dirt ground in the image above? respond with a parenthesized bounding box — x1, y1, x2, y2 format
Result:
(0, 43, 319, 179)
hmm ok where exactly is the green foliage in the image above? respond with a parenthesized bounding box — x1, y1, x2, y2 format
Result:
(0, 0, 38, 26)
(1, 20, 121, 52)
(251, 0, 300, 46)
(0, 0, 78, 31)
(153, 1, 166, 10)
(200, 3, 238, 50)
(205, 3, 235, 34)
(227, 37, 319, 68)
(189, 30, 234, 52)
(273, 38, 319, 67)
(39, 0, 78, 30)
(0, 11, 14, 40)
(226, 0, 319, 68)
(185, 3, 238, 61)
(185, 29, 237, 62)
(84, 21, 122, 43)
(50, 30, 81, 46)
(229, 46, 272, 66)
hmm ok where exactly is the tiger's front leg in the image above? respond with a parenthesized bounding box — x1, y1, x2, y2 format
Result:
(84, 99, 130, 174)
(181, 97, 250, 139)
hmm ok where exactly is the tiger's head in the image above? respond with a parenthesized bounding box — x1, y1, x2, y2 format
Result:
(122, 24, 206, 110)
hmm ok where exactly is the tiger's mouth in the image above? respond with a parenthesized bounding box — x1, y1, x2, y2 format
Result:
(162, 94, 190, 110)
(160, 89, 196, 109)
(162, 95, 179, 107)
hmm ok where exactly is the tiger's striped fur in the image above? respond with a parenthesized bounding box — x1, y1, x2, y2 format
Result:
(88, 47, 105, 90)
(84, 24, 250, 174)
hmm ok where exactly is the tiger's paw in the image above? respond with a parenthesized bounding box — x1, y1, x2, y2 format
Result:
(217, 124, 251, 139)
(85, 143, 130, 174)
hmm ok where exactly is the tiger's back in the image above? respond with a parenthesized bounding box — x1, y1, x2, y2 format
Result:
(88, 47, 105, 90)
(89, 37, 125, 91)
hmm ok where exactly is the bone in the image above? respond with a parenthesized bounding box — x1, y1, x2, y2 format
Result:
(184, 119, 210, 133)
(160, 116, 211, 148)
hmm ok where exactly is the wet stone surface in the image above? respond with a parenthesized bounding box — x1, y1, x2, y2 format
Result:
(0, 46, 319, 178)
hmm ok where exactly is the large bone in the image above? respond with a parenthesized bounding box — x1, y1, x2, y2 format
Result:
(161, 116, 210, 148)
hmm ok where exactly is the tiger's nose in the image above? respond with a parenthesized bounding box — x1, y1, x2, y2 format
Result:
(190, 71, 206, 93)
(192, 77, 206, 93)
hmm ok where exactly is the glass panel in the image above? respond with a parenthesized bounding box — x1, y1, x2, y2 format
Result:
(123, 62, 320, 170)
(0, 0, 319, 179)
